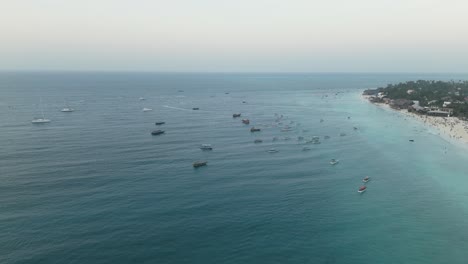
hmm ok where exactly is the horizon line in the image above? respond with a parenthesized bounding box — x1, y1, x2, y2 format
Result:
(1, 70, 468, 75)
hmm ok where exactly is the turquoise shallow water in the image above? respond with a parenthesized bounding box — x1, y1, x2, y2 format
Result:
(2, 73, 468, 263)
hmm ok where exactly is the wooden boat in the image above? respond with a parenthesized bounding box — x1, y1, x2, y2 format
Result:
(151, 130, 165, 135)
(358, 186, 367, 193)
(193, 161, 208, 168)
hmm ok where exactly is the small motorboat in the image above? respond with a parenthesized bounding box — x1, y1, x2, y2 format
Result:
(302, 147, 311, 151)
(139, 97, 145, 101)
(353, 127, 358, 130)
(409, 139, 414, 142)
(233, 113, 241, 118)
(340, 133, 346, 137)
(151, 130, 165, 135)
(143, 108, 153, 112)
(193, 161, 208, 168)
(250, 127, 261, 132)
(358, 186, 367, 193)
(192, 107, 200, 110)
(31, 118, 51, 124)
(362, 176, 370, 183)
(61, 107, 74, 112)
(242, 119, 250, 124)
(242, 101, 247, 104)
(268, 148, 278, 153)
(254, 139, 263, 143)
(324, 135, 330, 139)
(297, 136, 304, 141)
(200, 144, 213, 150)
(330, 159, 339, 165)
(155, 122, 165, 125)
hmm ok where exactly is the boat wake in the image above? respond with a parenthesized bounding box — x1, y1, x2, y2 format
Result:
(163, 105, 192, 111)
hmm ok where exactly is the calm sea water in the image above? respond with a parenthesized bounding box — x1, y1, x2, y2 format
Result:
(2, 72, 468, 264)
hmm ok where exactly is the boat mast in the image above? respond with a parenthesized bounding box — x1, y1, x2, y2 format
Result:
(40, 97, 45, 119)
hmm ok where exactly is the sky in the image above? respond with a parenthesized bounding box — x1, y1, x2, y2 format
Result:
(1, 0, 468, 72)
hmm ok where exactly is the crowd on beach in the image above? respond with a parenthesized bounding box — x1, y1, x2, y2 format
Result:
(364, 94, 468, 144)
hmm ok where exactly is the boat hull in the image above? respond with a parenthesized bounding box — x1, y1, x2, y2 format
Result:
(32, 119, 51, 124)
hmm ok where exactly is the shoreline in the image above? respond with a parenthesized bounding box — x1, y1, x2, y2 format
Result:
(362, 94, 468, 145)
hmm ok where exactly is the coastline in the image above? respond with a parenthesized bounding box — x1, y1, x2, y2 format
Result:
(362, 94, 468, 145)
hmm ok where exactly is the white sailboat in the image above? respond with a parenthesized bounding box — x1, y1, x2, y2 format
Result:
(61, 99, 74, 112)
(32, 98, 51, 124)
(61, 107, 74, 112)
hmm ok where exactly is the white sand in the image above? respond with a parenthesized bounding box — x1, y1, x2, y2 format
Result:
(363, 95, 468, 145)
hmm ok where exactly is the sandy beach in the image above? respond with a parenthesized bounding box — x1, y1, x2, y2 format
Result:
(362, 95, 468, 145)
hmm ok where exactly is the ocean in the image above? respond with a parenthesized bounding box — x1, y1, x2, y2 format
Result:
(2, 72, 468, 264)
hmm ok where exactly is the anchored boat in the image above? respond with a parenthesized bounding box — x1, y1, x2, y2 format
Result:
(193, 161, 208, 168)
(151, 130, 165, 135)
(200, 144, 213, 150)
(268, 148, 278, 153)
(358, 186, 367, 193)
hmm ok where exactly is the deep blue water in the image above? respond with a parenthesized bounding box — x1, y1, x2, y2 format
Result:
(2, 72, 468, 263)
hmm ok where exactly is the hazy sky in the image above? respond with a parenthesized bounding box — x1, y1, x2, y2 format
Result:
(1, 0, 467, 72)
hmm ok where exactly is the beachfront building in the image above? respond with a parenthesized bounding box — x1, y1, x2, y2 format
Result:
(443, 101, 452, 107)
(389, 99, 413, 109)
(409, 100, 426, 113)
(427, 109, 453, 117)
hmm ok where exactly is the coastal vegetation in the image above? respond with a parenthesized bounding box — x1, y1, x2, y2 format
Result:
(363, 80, 468, 118)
